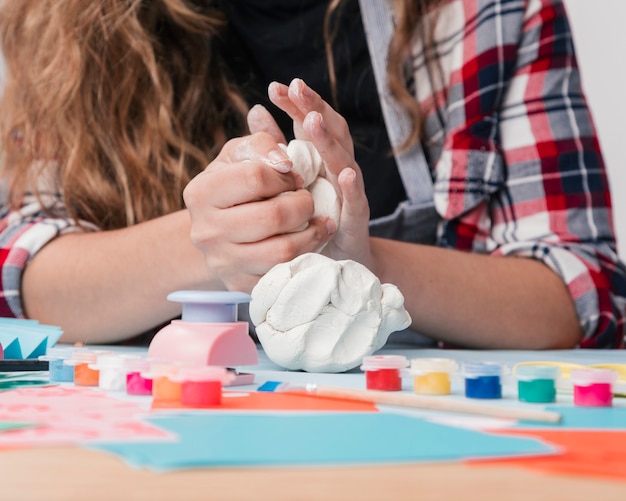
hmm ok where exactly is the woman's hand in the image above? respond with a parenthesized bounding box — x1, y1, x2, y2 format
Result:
(248, 78, 374, 271)
(183, 131, 336, 293)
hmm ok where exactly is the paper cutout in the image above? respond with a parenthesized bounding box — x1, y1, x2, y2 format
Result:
(0, 386, 171, 448)
(470, 406, 626, 482)
(473, 430, 626, 482)
(90, 412, 557, 471)
(152, 390, 377, 412)
(0, 421, 36, 433)
(518, 405, 626, 430)
(0, 318, 63, 359)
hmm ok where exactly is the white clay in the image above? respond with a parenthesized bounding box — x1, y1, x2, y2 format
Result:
(278, 140, 341, 229)
(250, 253, 412, 373)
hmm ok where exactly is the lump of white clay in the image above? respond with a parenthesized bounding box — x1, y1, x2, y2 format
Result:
(279, 140, 341, 228)
(250, 253, 412, 373)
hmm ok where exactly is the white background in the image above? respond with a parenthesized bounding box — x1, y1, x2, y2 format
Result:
(0, 1, 624, 256)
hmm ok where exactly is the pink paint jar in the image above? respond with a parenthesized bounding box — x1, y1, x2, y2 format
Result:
(571, 368, 618, 407)
(124, 356, 153, 396)
(172, 366, 235, 408)
(360, 355, 408, 391)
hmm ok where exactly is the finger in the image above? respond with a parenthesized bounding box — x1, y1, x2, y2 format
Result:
(217, 189, 317, 243)
(337, 167, 369, 223)
(247, 104, 286, 144)
(223, 217, 335, 276)
(302, 111, 354, 183)
(184, 161, 304, 210)
(216, 132, 292, 173)
(267, 81, 306, 124)
(320, 167, 371, 264)
(289, 78, 353, 149)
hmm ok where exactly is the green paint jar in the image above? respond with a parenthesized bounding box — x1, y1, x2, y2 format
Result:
(515, 365, 560, 403)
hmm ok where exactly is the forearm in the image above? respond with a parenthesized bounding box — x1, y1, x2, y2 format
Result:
(22, 210, 221, 344)
(370, 237, 583, 349)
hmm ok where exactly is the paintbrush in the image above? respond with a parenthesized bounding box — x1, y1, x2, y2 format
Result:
(259, 382, 561, 424)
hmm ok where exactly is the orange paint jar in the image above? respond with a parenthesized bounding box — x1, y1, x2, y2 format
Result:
(147, 362, 182, 404)
(64, 349, 110, 386)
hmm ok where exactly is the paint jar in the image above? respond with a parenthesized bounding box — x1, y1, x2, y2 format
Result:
(571, 368, 618, 407)
(91, 353, 129, 392)
(172, 366, 236, 408)
(515, 365, 560, 403)
(39, 347, 77, 383)
(360, 355, 408, 391)
(462, 362, 505, 399)
(125, 356, 153, 396)
(148, 361, 183, 404)
(64, 349, 109, 386)
(410, 358, 458, 395)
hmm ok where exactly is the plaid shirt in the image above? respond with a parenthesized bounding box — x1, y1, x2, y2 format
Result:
(410, 0, 626, 347)
(1, 0, 624, 347)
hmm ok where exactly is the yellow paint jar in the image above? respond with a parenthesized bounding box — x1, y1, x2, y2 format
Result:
(410, 358, 458, 395)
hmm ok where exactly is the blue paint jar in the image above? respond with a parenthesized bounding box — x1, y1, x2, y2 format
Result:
(462, 362, 505, 399)
(39, 347, 77, 383)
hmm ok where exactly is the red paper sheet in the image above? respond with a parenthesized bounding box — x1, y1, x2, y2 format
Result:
(470, 429, 626, 482)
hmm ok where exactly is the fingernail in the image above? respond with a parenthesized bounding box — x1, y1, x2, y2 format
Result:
(291, 78, 311, 98)
(326, 218, 337, 235)
(267, 149, 291, 172)
(269, 81, 287, 97)
(316, 112, 327, 131)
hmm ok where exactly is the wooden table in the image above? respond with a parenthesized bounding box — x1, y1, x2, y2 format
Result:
(2, 446, 625, 500)
(3, 346, 626, 500)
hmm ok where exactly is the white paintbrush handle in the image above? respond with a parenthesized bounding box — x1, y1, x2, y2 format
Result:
(309, 385, 561, 424)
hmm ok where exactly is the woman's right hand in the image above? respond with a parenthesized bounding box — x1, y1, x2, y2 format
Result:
(183, 132, 336, 293)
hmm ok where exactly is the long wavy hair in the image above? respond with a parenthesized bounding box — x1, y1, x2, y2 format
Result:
(0, 0, 444, 230)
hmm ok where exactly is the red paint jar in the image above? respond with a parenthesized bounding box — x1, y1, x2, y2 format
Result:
(360, 355, 408, 391)
(172, 366, 235, 408)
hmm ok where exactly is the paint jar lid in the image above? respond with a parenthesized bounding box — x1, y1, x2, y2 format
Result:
(410, 357, 457, 375)
(571, 368, 618, 386)
(89, 353, 134, 371)
(63, 349, 110, 366)
(39, 346, 77, 361)
(140, 360, 181, 379)
(462, 361, 506, 378)
(167, 290, 251, 323)
(124, 356, 151, 373)
(170, 366, 235, 384)
(360, 355, 408, 371)
(515, 364, 561, 381)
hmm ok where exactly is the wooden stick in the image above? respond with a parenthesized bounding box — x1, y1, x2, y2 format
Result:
(300, 385, 561, 424)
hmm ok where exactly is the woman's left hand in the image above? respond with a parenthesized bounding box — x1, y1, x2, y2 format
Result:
(247, 78, 374, 271)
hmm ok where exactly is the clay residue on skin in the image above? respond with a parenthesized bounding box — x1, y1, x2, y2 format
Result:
(280, 140, 341, 230)
(250, 253, 412, 373)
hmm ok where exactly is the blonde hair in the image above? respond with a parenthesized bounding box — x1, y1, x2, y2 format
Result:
(0, 0, 443, 230)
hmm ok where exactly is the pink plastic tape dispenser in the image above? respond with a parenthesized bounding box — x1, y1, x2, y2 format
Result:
(148, 291, 258, 386)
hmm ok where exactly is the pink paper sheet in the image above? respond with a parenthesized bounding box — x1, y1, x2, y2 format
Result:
(0, 386, 171, 448)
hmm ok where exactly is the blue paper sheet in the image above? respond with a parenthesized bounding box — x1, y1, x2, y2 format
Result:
(517, 406, 626, 430)
(0, 318, 63, 359)
(91, 412, 556, 471)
